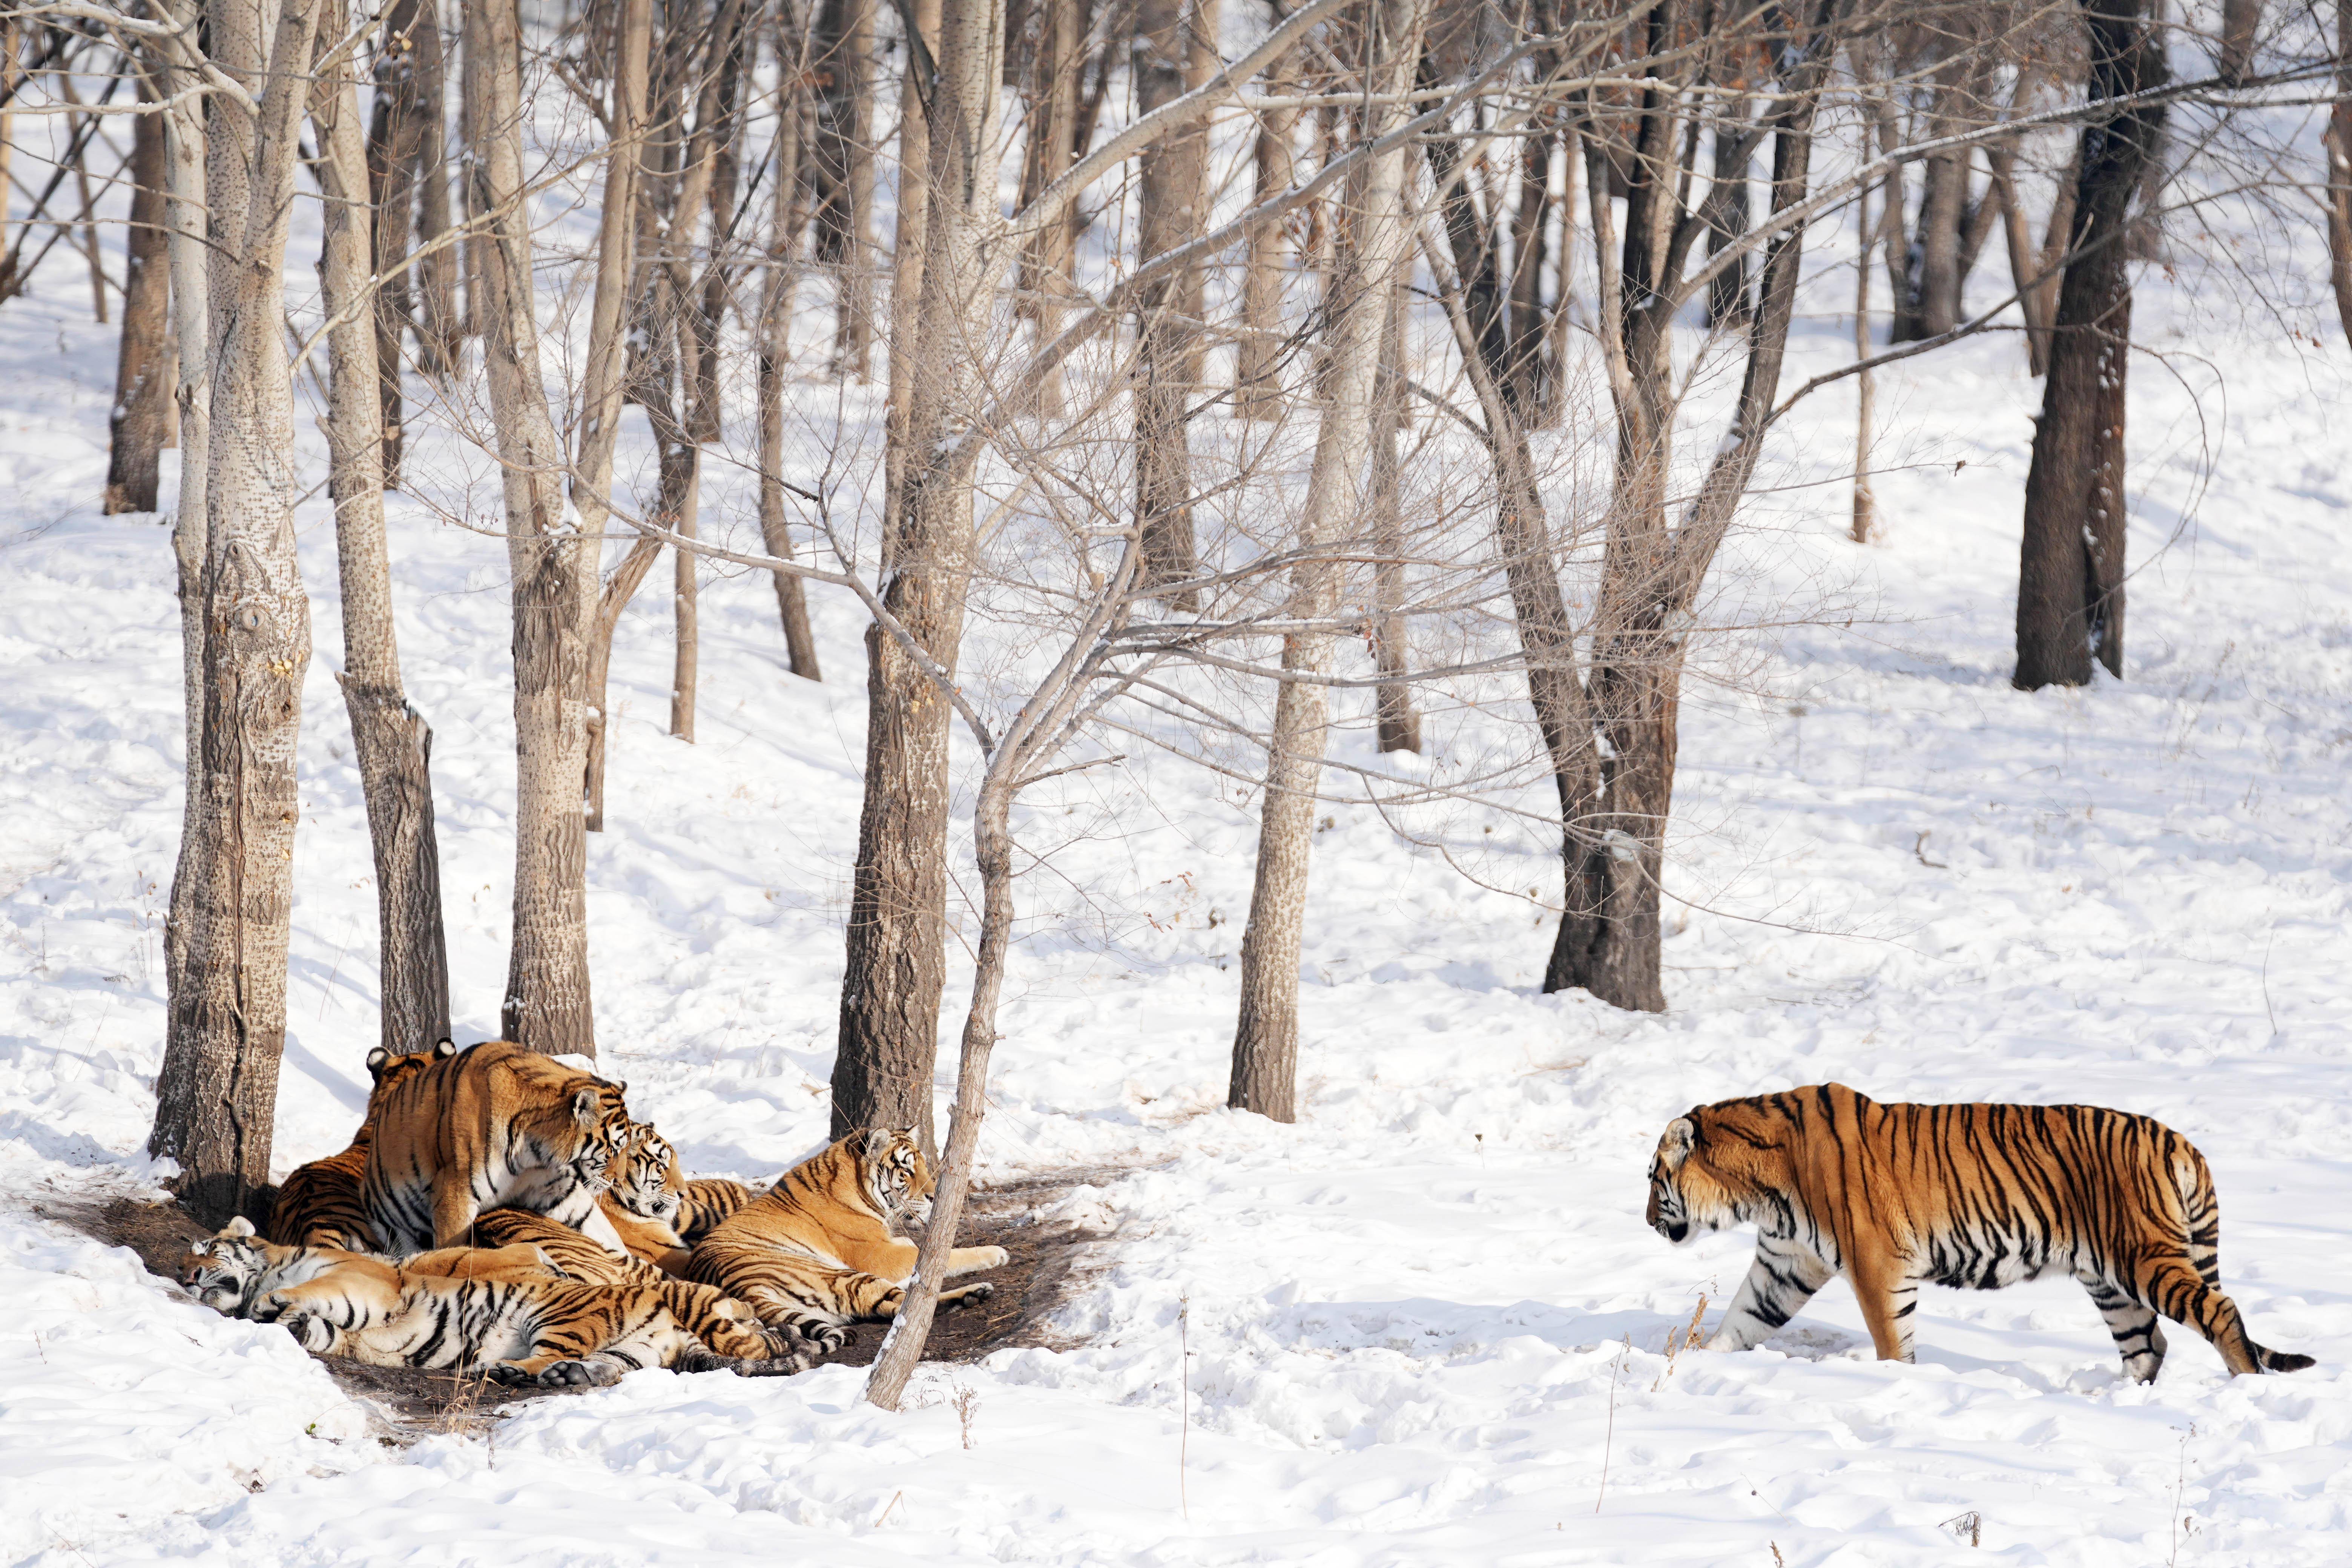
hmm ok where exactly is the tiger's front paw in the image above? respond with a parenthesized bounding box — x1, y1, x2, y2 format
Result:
(947, 1281, 996, 1310)
(275, 1311, 333, 1353)
(249, 1290, 292, 1324)
(971, 1246, 1010, 1270)
(506, 1359, 623, 1388)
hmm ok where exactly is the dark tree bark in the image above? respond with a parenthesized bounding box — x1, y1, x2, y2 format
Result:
(1132, 0, 1220, 604)
(2014, 0, 2167, 690)
(1704, 106, 1751, 328)
(1369, 273, 1418, 753)
(833, 0, 988, 1158)
(1506, 113, 1553, 408)
(809, 0, 875, 375)
(1544, 2, 1837, 1011)
(104, 89, 170, 515)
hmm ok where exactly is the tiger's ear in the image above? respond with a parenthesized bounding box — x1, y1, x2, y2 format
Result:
(222, 1215, 257, 1239)
(862, 1128, 892, 1160)
(433, 1037, 458, 1059)
(571, 1086, 602, 1128)
(365, 1046, 392, 1079)
(1659, 1117, 1697, 1171)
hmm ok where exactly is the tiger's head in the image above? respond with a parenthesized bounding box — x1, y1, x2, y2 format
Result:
(1646, 1102, 1794, 1245)
(853, 1127, 933, 1223)
(609, 1121, 685, 1224)
(567, 1082, 634, 1196)
(176, 1216, 277, 1314)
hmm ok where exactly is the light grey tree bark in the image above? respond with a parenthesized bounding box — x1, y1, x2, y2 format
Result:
(151, 0, 324, 1223)
(312, 0, 452, 1057)
(1229, 0, 1429, 1122)
(465, 0, 597, 1054)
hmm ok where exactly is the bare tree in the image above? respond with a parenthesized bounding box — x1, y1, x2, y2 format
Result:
(151, 0, 326, 1222)
(1230, 0, 1429, 1122)
(2014, 0, 2167, 689)
(104, 68, 171, 515)
(2328, 0, 2352, 347)
(756, 6, 822, 680)
(312, 0, 452, 1058)
(365, 0, 434, 485)
(811, 0, 875, 375)
(1132, 0, 1221, 602)
(466, 0, 597, 1053)
(1234, 42, 1298, 417)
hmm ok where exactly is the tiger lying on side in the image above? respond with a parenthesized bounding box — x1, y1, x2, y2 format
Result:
(466, 1207, 815, 1360)
(362, 1039, 633, 1255)
(271, 1040, 456, 1252)
(180, 1218, 812, 1386)
(1646, 1083, 2316, 1381)
(676, 1176, 761, 1243)
(686, 1128, 1007, 1349)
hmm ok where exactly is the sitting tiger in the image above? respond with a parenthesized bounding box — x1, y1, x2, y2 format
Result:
(180, 1218, 812, 1386)
(271, 1040, 457, 1252)
(686, 1127, 1006, 1349)
(362, 1039, 633, 1255)
(1646, 1083, 2316, 1382)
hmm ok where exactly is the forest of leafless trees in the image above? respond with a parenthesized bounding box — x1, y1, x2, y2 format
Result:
(0, 0, 2343, 1396)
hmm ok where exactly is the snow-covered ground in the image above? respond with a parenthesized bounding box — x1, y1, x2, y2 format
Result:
(6, 131, 2352, 1568)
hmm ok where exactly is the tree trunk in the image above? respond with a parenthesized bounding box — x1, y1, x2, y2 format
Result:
(1987, 146, 2052, 375)
(104, 89, 170, 515)
(878, 0, 939, 535)
(410, 0, 458, 378)
(366, 0, 431, 487)
(1234, 51, 1296, 419)
(1549, 3, 1836, 1011)
(578, 0, 653, 827)
(2218, 0, 2260, 83)
(151, 0, 324, 1226)
(2030, 147, 2079, 374)
(2327, 0, 2352, 348)
(833, 0, 1000, 1158)
(467, 0, 597, 1053)
(1016, 0, 1084, 418)
(159, 0, 210, 1043)
(2014, 0, 2166, 691)
(1852, 130, 1876, 544)
(758, 33, 822, 680)
(1230, 0, 1427, 1122)
(1369, 271, 1418, 754)
(1131, 0, 1220, 604)
(313, 0, 452, 1058)
(811, 0, 875, 376)
(1906, 101, 1968, 339)
(1704, 107, 1751, 328)
(1505, 115, 1552, 409)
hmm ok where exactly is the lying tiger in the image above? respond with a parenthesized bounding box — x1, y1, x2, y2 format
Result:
(271, 1040, 456, 1252)
(362, 1039, 634, 1255)
(1646, 1083, 2315, 1381)
(180, 1217, 813, 1386)
(686, 1128, 1006, 1349)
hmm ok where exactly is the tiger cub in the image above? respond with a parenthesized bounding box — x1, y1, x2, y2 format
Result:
(595, 1123, 693, 1276)
(271, 1040, 456, 1252)
(1646, 1083, 2317, 1382)
(685, 1128, 1007, 1349)
(181, 1219, 811, 1385)
(466, 1208, 814, 1361)
(361, 1039, 633, 1255)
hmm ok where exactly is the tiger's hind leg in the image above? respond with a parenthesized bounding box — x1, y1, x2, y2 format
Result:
(2083, 1276, 2168, 1382)
(1706, 1236, 1835, 1353)
(2134, 1258, 2314, 1377)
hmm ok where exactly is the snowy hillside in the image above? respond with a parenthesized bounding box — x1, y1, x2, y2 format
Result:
(5, 137, 2352, 1568)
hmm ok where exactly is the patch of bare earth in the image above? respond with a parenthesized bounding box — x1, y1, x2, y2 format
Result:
(34, 1167, 1111, 1440)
